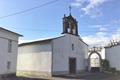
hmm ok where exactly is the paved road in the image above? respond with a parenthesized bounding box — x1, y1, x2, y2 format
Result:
(0, 72, 120, 80)
(53, 72, 120, 80)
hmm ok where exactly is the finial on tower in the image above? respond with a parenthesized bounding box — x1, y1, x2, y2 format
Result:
(69, 0, 72, 15)
(69, 5, 72, 15)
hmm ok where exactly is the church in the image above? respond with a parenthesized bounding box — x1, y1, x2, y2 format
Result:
(17, 14, 88, 79)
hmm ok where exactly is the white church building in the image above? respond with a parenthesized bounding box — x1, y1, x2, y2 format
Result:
(17, 14, 88, 78)
(0, 27, 21, 75)
(105, 41, 120, 71)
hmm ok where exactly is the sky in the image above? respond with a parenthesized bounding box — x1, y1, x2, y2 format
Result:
(0, 0, 120, 47)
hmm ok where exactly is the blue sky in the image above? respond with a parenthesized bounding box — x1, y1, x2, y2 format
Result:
(0, 0, 120, 46)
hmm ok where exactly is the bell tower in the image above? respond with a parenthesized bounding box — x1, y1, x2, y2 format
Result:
(62, 14, 79, 36)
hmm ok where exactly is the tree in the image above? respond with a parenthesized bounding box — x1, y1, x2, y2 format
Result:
(102, 59, 110, 71)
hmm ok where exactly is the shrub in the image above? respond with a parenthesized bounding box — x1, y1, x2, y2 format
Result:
(109, 67, 116, 72)
(101, 59, 110, 71)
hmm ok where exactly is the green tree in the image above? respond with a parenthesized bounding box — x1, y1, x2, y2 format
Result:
(102, 59, 110, 71)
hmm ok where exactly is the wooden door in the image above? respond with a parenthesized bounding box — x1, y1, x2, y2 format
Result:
(69, 58, 76, 74)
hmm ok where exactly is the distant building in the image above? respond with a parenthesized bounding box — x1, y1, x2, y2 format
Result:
(105, 41, 120, 71)
(17, 14, 88, 79)
(0, 27, 21, 75)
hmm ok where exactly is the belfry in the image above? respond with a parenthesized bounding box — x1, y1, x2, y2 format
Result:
(62, 14, 79, 36)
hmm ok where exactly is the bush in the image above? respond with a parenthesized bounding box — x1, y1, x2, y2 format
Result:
(101, 59, 110, 71)
(109, 68, 116, 72)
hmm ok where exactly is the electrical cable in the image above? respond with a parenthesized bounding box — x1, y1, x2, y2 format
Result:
(0, 0, 59, 19)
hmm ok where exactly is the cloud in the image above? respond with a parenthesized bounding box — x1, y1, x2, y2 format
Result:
(111, 28, 120, 40)
(71, 0, 108, 18)
(96, 31, 107, 36)
(99, 27, 107, 31)
(82, 28, 120, 47)
(113, 19, 120, 24)
(91, 24, 108, 31)
(82, 0, 107, 12)
(82, 31, 109, 47)
(71, 2, 82, 7)
(71, 0, 87, 7)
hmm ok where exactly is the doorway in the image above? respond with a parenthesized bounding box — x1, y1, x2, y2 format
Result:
(88, 52, 102, 72)
(90, 56, 100, 72)
(69, 58, 76, 74)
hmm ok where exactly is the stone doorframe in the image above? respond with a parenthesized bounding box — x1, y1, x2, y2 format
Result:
(88, 51, 102, 72)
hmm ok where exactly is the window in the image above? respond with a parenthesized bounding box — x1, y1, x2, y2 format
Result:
(67, 28, 71, 33)
(72, 29, 75, 34)
(72, 44, 74, 50)
(8, 40, 12, 53)
(7, 61, 11, 70)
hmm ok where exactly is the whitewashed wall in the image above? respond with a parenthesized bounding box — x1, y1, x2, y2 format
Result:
(88, 48, 105, 59)
(52, 34, 88, 74)
(0, 29, 19, 74)
(105, 45, 120, 71)
(17, 41, 52, 75)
